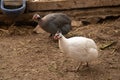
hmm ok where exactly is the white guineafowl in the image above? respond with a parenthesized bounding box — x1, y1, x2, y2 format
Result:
(54, 31, 98, 71)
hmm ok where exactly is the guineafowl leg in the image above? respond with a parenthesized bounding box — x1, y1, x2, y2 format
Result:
(79, 62, 90, 70)
(82, 62, 89, 68)
(76, 62, 83, 71)
(86, 62, 89, 67)
(49, 34, 53, 37)
(65, 62, 82, 72)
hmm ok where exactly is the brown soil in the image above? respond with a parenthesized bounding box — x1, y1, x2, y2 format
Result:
(0, 18, 120, 80)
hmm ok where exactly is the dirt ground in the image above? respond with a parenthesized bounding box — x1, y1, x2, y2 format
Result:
(0, 17, 120, 80)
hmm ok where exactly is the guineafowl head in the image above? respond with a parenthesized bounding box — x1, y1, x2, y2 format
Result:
(32, 14, 42, 22)
(54, 30, 63, 40)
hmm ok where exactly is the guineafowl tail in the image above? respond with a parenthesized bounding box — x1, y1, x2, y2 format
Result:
(61, 24, 72, 35)
(87, 48, 98, 61)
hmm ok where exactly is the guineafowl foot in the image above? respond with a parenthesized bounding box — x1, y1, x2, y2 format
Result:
(65, 68, 81, 72)
(83, 62, 89, 68)
(75, 62, 83, 72)
(65, 62, 82, 72)
(86, 62, 89, 67)
(80, 62, 90, 70)
(65, 68, 78, 72)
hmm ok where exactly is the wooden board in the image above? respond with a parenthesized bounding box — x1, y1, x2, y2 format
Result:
(27, 0, 120, 11)
(0, 7, 120, 24)
(1, 0, 120, 13)
(0, 0, 120, 24)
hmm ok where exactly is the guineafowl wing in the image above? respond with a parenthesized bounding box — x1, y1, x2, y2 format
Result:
(60, 24, 72, 34)
(40, 13, 71, 34)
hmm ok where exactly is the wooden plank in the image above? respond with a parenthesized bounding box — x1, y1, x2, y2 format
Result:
(27, 0, 120, 11)
(27, 0, 75, 11)
(1, 0, 120, 13)
(0, 7, 120, 24)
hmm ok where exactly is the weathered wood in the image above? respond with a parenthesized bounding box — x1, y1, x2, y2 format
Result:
(1, 0, 120, 13)
(27, 0, 120, 11)
(0, 7, 120, 24)
(4, 0, 23, 6)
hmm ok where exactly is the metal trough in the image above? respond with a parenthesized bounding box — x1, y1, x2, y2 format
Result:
(0, 0, 26, 18)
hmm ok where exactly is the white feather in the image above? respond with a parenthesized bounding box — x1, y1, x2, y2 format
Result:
(57, 34, 98, 63)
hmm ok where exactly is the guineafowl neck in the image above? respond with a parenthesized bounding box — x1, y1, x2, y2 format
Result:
(38, 20, 44, 25)
(59, 35, 69, 53)
(59, 35, 67, 41)
(39, 20, 48, 29)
